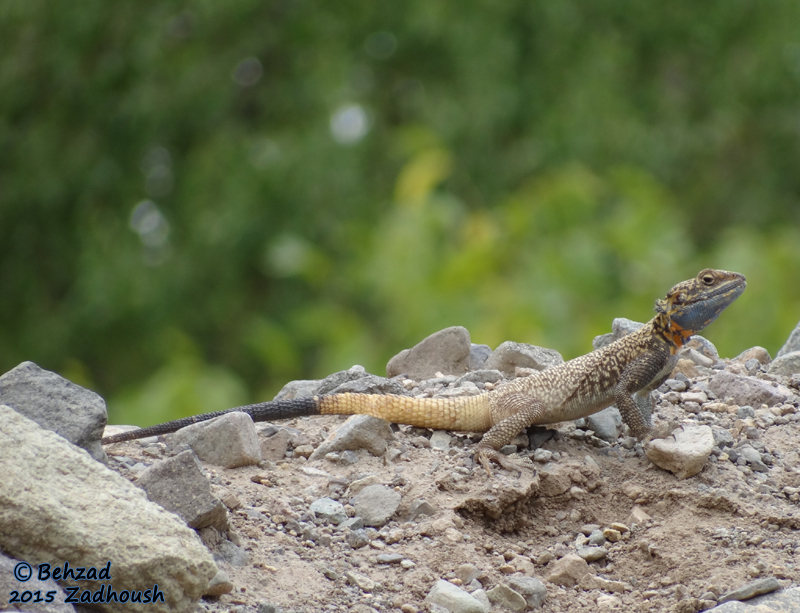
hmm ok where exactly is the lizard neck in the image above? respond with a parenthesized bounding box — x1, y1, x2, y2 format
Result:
(651, 311, 693, 354)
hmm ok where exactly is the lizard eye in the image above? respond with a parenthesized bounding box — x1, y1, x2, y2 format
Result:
(701, 272, 715, 285)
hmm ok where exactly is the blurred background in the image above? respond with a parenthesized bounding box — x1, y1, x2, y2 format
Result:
(2, 1, 800, 427)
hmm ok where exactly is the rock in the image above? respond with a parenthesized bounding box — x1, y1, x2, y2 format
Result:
(430, 430, 452, 450)
(376, 553, 404, 564)
(273, 379, 322, 400)
(425, 579, 486, 613)
(386, 326, 472, 380)
(580, 574, 626, 593)
(315, 365, 370, 395)
(645, 426, 714, 479)
(470, 344, 493, 370)
(309, 415, 395, 460)
(172, 412, 261, 468)
(487, 583, 527, 612)
(537, 464, 573, 497)
(456, 370, 504, 386)
(507, 575, 547, 608)
(0, 552, 74, 613)
(484, 342, 564, 377)
(597, 594, 622, 610)
(592, 318, 645, 350)
(685, 335, 720, 361)
(137, 450, 229, 531)
(346, 529, 370, 549)
(407, 499, 437, 521)
(734, 346, 772, 366)
(329, 374, 409, 396)
(309, 497, 348, 525)
(348, 475, 383, 495)
(777, 320, 800, 357)
(545, 554, 592, 587)
(205, 569, 234, 597)
(767, 351, 800, 377)
(455, 563, 481, 585)
(576, 546, 607, 562)
(0, 405, 217, 613)
(737, 445, 769, 473)
(708, 371, 789, 408)
(718, 577, 781, 603)
(345, 570, 376, 592)
(351, 484, 401, 527)
(260, 428, 291, 461)
(0, 361, 107, 462)
(627, 506, 652, 525)
(586, 407, 622, 442)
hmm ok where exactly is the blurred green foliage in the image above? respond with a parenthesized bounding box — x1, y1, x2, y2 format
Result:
(2, 1, 799, 425)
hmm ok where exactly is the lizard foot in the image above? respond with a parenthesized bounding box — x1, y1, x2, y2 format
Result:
(474, 446, 534, 477)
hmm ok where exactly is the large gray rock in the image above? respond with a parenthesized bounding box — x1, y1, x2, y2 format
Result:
(0, 405, 217, 613)
(484, 342, 564, 377)
(0, 361, 107, 462)
(137, 450, 229, 531)
(767, 351, 800, 377)
(645, 426, 714, 479)
(777, 320, 800, 358)
(708, 370, 791, 407)
(172, 412, 261, 468)
(386, 326, 472, 380)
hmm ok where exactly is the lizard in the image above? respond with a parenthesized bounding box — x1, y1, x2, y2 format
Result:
(102, 268, 746, 473)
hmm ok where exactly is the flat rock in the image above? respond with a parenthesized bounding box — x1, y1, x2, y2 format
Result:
(777, 320, 800, 357)
(708, 371, 790, 407)
(386, 326, 472, 380)
(425, 579, 486, 613)
(273, 379, 321, 400)
(0, 405, 217, 613)
(309, 414, 395, 459)
(351, 484, 401, 527)
(137, 450, 229, 531)
(172, 412, 261, 468)
(645, 426, 714, 479)
(484, 342, 564, 377)
(767, 351, 800, 377)
(0, 361, 107, 462)
(329, 374, 408, 396)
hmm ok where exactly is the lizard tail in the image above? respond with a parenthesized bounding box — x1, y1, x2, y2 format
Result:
(100, 397, 320, 444)
(316, 392, 493, 432)
(101, 392, 494, 444)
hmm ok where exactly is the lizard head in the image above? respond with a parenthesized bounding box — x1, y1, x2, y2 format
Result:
(656, 268, 746, 346)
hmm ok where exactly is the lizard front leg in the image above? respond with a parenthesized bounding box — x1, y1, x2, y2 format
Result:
(475, 392, 544, 475)
(614, 349, 673, 439)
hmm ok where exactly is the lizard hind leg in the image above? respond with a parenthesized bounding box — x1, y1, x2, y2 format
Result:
(474, 394, 544, 476)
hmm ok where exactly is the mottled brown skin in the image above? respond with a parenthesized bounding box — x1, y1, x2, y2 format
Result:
(102, 269, 746, 474)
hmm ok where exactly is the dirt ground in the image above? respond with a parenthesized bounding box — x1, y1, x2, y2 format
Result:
(108, 383, 800, 613)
